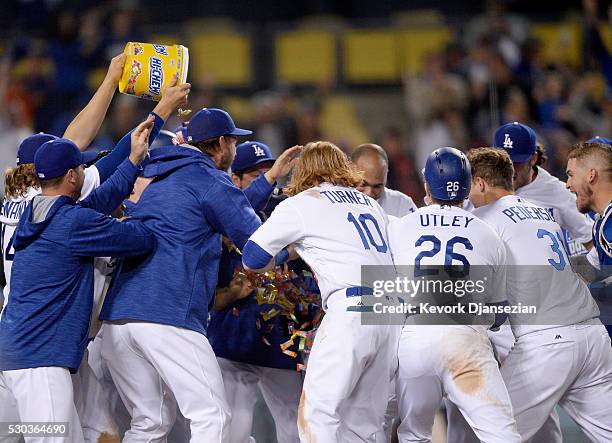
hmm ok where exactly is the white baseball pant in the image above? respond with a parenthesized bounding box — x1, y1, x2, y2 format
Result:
(397, 324, 520, 443)
(73, 346, 120, 443)
(217, 357, 302, 443)
(501, 320, 612, 442)
(0, 374, 23, 443)
(0, 367, 84, 443)
(298, 291, 399, 443)
(102, 321, 230, 442)
(445, 323, 562, 443)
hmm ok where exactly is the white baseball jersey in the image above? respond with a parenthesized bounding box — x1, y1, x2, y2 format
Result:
(0, 166, 100, 313)
(388, 204, 507, 328)
(516, 166, 593, 255)
(248, 183, 394, 309)
(377, 187, 417, 218)
(473, 195, 599, 337)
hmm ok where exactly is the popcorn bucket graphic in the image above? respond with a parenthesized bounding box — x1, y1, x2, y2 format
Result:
(118, 42, 189, 101)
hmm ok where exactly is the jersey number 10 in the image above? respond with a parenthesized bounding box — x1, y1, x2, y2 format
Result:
(347, 212, 388, 253)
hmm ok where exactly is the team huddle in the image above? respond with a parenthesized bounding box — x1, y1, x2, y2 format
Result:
(0, 56, 611, 443)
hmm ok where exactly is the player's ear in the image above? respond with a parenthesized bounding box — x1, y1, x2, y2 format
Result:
(587, 168, 597, 185)
(231, 173, 241, 187)
(67, 168, 77, 185)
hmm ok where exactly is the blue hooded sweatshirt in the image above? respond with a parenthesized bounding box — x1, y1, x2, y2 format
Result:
(100, 145, 262, 335)
(0, 159, 155, 371)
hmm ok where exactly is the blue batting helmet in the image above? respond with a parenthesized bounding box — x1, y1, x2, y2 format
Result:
(424, 147, 471, 202)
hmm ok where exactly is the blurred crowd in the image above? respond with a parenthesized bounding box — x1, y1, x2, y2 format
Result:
(1, 0, 611, 199)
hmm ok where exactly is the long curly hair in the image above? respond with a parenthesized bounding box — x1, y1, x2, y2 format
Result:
(285, 141, 363, 196)
(4, 164, 39, 199)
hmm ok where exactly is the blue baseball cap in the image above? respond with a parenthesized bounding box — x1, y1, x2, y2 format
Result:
(232, 141, 276, 173)
(586, 136, 612, 145)
(493, 122, 537, 163)
(34, 138, 98, 180)
(17, 133, 58, 165)
(183, 108, 252, 144)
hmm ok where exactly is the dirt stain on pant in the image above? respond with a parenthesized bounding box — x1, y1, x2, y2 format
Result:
(97, 432, 120, 443)
(447, 355, 485, 395)
(298, 390, 315, 443)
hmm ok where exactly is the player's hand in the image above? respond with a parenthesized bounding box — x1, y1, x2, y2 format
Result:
(104, 53, 127, 85)
(153, 74, 191, 120)
(265, 145, 302, 184)
(129, 115, 155, 165)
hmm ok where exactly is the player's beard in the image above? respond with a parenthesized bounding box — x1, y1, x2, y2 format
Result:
(219, 149, 233, 171)
(575, 183, 594, 214)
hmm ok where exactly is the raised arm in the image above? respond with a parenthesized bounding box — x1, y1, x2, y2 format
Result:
(80, 116, 153, 215)
(242, 145, 301, 211)
(149, 73, 191, 122)
(93, 75, 190, 183)
(63, 54, 126, 151)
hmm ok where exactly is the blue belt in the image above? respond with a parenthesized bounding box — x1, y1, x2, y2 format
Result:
(345, 286, 373, 297)
(345, 286, 374, 312)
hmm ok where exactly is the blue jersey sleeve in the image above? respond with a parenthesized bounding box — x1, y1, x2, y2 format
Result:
(79, 159, 140, 216)
(95, 112, 164, 182)
(203, 174, 262, 250)
(242, 173, 274, 212)
(69, 210, 155, 258)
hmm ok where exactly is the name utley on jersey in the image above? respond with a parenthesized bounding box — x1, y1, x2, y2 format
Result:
(473, 195, 599, 337)
(388, 205, 507, 328)
(0, 167, 100, 312)
(248, 183, 394, 309)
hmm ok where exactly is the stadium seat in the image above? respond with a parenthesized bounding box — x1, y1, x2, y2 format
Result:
(276, 30, 336, 84)
(532, 22, 582, 66)
(343, 30, 400, 83)
(319, 95, 370, 148)
(398, 27, 452, 75)
(190, 32, 252, 86)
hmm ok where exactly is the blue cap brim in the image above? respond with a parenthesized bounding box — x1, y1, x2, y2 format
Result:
(506, 152, 533, 163)
(81, 150, 99, 164)
(234, 157, 276, 172)
(229, 128, 253, 136)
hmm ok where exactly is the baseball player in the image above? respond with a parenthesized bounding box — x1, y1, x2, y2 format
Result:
(350, 143, 417, 440)
(494, 122, 593, 255)
(99, 108, 264, 442)
(0, 120, 156, 443)
(243, 141, 397, 442)
(0, 67, 189, 315)
(388, 147, 520, 443)
(447, 122, 578, 443)
(351, 143, 418, 217)
(0, 59, 187, 443)
(208, 141, 313, 443)
(468, 147, 612, 442)
(565, 140, 612, 335)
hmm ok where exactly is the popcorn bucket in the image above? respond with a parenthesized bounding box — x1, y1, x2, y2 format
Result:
(118, 42, 189, 101)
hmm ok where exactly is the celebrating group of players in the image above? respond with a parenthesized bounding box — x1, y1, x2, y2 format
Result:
(0, 54, 610, 443)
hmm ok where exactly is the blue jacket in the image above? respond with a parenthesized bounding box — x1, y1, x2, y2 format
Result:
(0, 160, 155, 371)
(100, 146, 262, 335)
